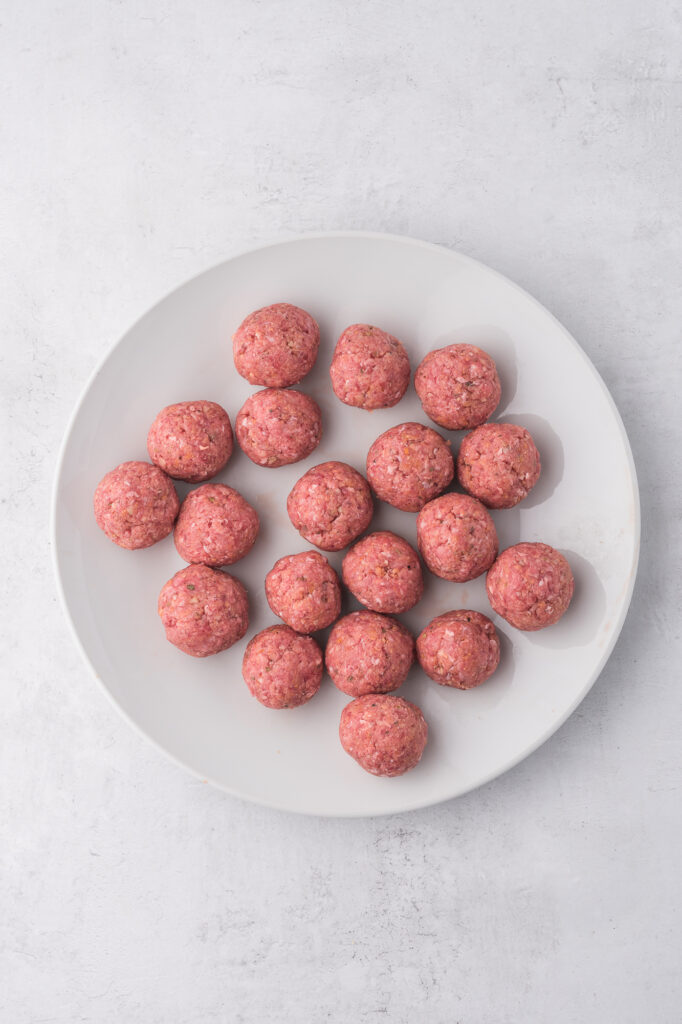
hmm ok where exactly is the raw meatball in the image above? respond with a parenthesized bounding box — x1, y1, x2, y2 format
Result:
(158, 564, 248, 657)
(366, 421, 454, 512)
(147, 401, 233, 482)
(287, 461, 373, 551)
(339, 694, 428, 777)
(232, 302, 320, 387)
(342, 531, 423, 613)
(417, 493, 498, 582)
(326, 611, 414, 697)
(417, 609, 500, 689)
(415, 344, 501, 430)
(235, 388, 322, 467)
(329, 323, 410, 409)
(94, 461, 179, 550)
(174, 484, 259, 567)
(486, 542, 574, 631)
(265, 551, 341, 633)
(242, 625, 323, 709)
(457, 422, 541, 509)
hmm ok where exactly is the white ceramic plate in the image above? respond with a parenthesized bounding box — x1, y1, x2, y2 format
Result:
(53, 233, 639, 817)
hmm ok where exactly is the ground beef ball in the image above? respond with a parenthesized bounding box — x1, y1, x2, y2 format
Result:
(486, 542, 574, 631)
(417, 609, 500, 689)
(339, 694, 428, 777)
(147, 401, 233, 482)
(329, 324, 411, 409)
(417, 493, 498, 582)
(366, 421, 454, 512)
(326, 611, 414, 697)
(342, 531, 423, 613)
(242, 625, 323, 709)
(94, 461, 179, 550)
(287, 461, 373, 551)
(232, 303, 320, 387)
(235, 388, 322, 468)
(415, 344, 501, 430)
(174, 484, 259, 567)
(265, 551, 341, 633)
(158, 564, 248, 657)
(457, 422, 541, 509)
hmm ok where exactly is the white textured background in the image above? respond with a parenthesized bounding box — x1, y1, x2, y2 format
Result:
(2, 2, 681, 1021)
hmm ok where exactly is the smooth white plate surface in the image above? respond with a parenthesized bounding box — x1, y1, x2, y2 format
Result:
(53, 233, 639, 817)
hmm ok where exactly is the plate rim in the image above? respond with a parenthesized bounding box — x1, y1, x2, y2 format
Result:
(51, 230, 641, 817)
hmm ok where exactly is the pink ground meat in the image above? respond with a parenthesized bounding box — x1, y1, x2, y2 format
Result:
(242, 625, 323, 709)
(486, 542, 574, 631)
(329, 323, 411, 409)
(415, 344, 501, 430)
(326, 611, 414, 697)
(265, 551, 341, 633)
(174, 484, 259, 567)
(342, 531, 424, 613)
(147, 401, 233, 482)
(158, 564, 248, 657)
(235, 388, 322, 467)
(232, 303, 320, 387)
(417, 609, 500, 689)
(417, 493, 498, 582)
(366, 421, 454, 512)
(94, 461, 179, 550)
(339, 694, 428, 777)
(457, 422, 541, 509)
(287, 461, 373, 551)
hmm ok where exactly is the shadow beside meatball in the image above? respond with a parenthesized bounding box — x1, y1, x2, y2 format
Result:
(488, 506, 522, 554)
(526, 550, 606, 650)
(495, 412, 564, 509)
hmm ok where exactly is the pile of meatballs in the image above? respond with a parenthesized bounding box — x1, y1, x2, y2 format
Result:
(93, 302, 574, 780)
